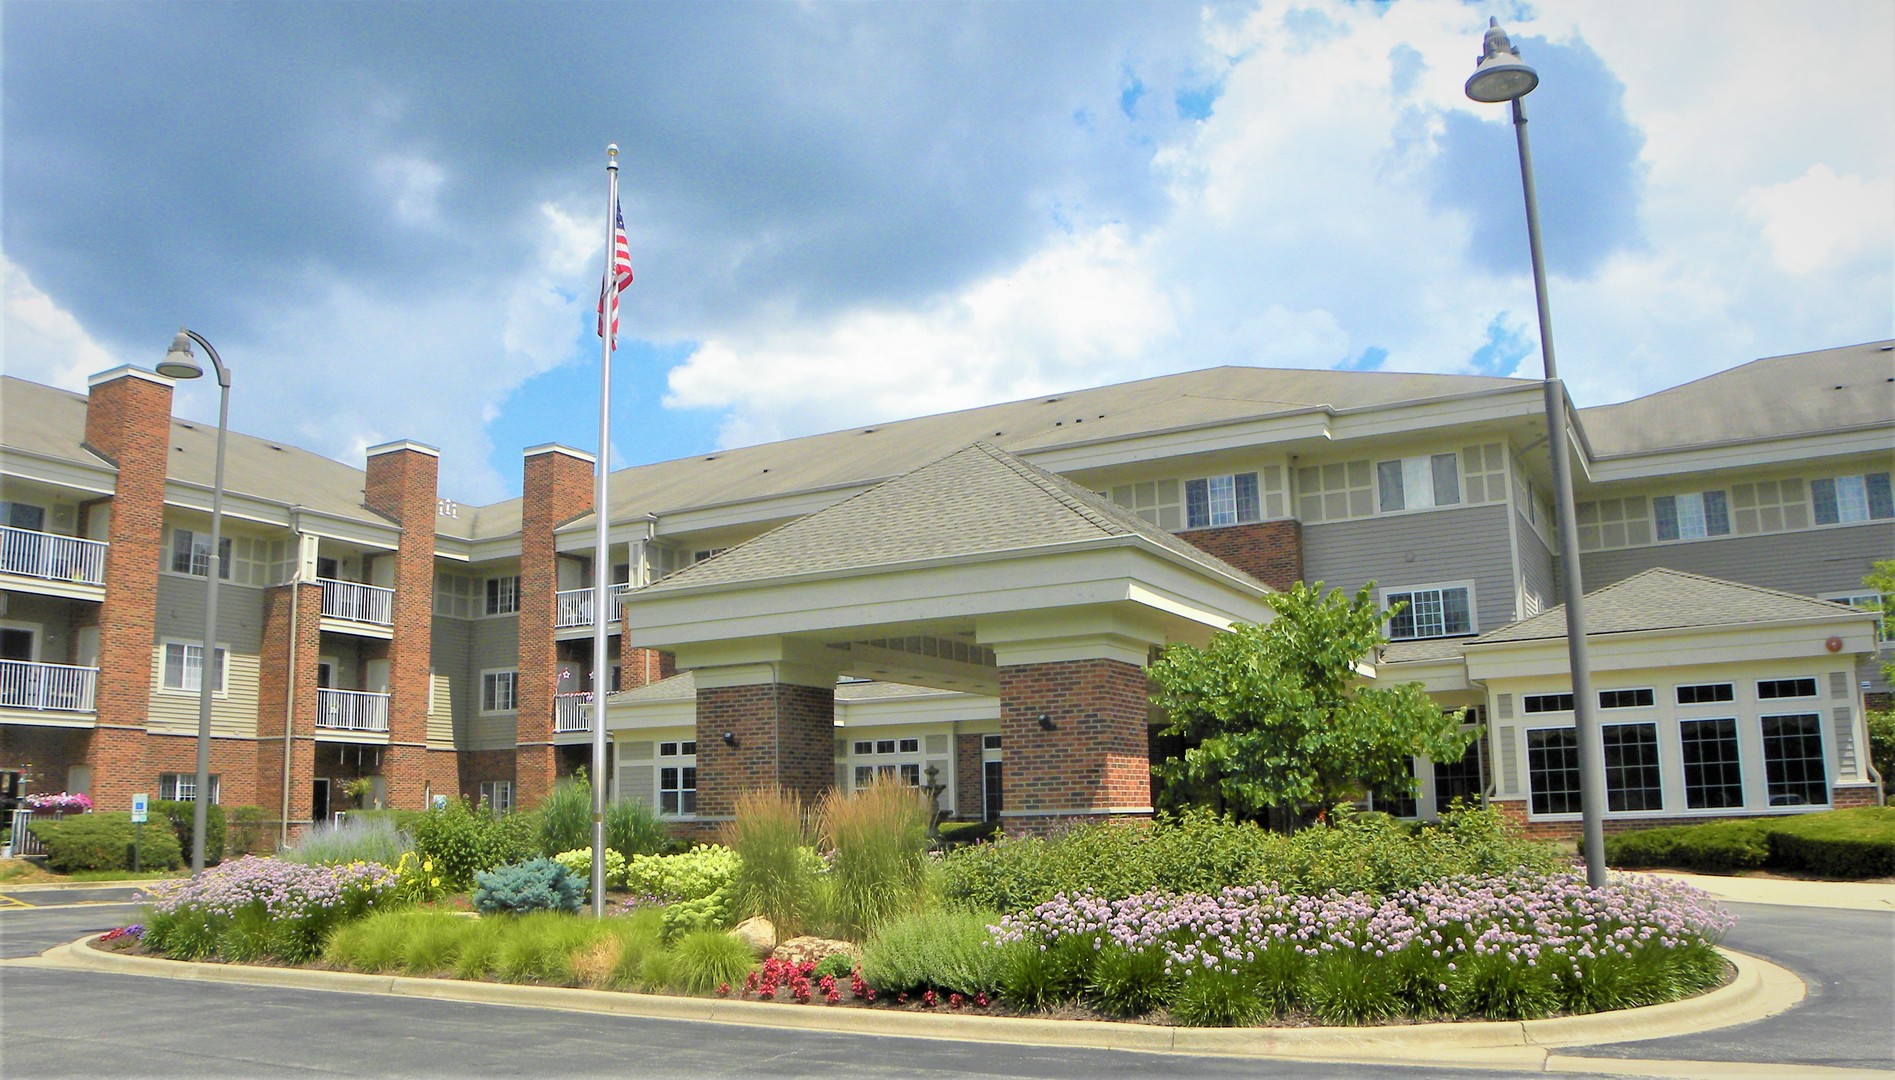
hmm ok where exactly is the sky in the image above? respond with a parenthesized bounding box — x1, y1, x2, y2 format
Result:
(4, 0, 1890, 506)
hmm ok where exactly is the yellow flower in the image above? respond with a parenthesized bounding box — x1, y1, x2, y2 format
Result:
(430, 877, 441, 888)
(422, 858, 434, 873)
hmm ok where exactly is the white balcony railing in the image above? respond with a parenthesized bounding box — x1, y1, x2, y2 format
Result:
(554, 586, 631, 629)
(0, 660, 98, 713)
(319, 578, 394, 626)
(0, 526, 107, 586)
(316, 688, 390, 732)
(554, 692, 592, 733)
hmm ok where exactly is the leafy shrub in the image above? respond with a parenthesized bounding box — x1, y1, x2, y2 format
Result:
(936, 818, 1000, 848)
(816, 777, 933, 938)
(1765, 808, 1895, 877)
(154, 800, 226, 865)
(666, 929, 758, 994)
(225, 806, 268, 857)
(553, 847, 629, 893)
(1602, 821, 1770, 873)
(283, 815, 414, 867)
(32, 812, 183, 872)
(142, 856, 397, 963)
(390, 850, 452, 906)
(812, 952, 856, 981)
(474, 858, 584, 915)
(1869, 710, 1894, 792)
(413, 797, 536, 890)
(624, 845, 740, 939)
(858, 908, 1007, 996)
(725, 787, 817, 936)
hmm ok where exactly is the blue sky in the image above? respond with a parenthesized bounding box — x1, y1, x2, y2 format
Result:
(5, 1, 1890, 505)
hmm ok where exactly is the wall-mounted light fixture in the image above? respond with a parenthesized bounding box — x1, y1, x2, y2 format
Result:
(721, 731, 739, 747)
(1037, 713, 1055, 731)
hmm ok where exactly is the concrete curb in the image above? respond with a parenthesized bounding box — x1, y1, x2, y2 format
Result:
(22, 936, 1805, 1067)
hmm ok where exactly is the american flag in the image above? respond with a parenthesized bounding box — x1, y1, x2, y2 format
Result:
(596, 199, 633, 347)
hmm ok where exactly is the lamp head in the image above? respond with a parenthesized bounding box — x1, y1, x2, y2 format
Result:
(157, 331, 204, 380)
(1465, 17, 1539, 103)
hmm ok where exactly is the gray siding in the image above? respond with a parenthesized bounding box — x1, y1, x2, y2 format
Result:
(466, 614, 518, 750)
(1516, 512, 1557, 619)
(1, 592, 87, 665)
(1302, 503, 1517, 634)
(1578, 521, 1893, 598)
(153, 574, 266, 652)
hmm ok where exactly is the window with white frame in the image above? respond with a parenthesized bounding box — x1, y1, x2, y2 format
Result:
(1376, 454, 1460, 513)
(1598, 688, 1655, 709)
(478, 779, 514, 813)
(1679, 718, 1744, 810)
(480, 669, 518, 712)
(1526, 728, 1581, 815)
(1522, 692, 1575, 714)
(0, 501, 47, 531)
(1600, 722, 1663, 812)
(1757, 677, 1817, 700)
(1760, 713, 1828, 807)
(160, 772, 221, 803)
(485, 575, 519, 615)
(1184, 473, 1260, 529)
(1676, 682, 1735, 705)
(1653, 491, 1731, 541)
(170, 528, 233, 579)
(658, 741, 696, 815)
(1811, 472, 1893, 526)
(1431, 737, 1487, 816)
(1384, 584, 1473, 640)
(161, 641, 228, 693)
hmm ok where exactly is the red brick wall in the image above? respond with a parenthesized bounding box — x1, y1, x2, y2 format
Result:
(997, 658, 1152, 835)
(953, 733, 984, 819)
(517, 449, 593, 806)
(459, 749, 518, 805)
(1177, 520, 1302, 592)
(144, 733, 259, 808)
(0, 727, 89, 797)
(620, 647, 676, 691)
(1833, 784, 1881, 809)
(694, 682, 836, 819)
(81, 371, 176, 810)
(255, 582, 320, 839)
(365, 445, 439, 809)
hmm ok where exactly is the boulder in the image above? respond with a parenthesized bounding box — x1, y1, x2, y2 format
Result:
(730, 916, 776, 957)
(771, 936, 859, 967)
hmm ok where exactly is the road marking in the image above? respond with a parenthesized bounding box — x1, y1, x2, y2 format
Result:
(0, 893, 35, 909)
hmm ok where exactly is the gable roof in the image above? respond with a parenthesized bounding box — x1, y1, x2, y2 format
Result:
(1470, 567, 1872, 645)
(634, 440, 1269, 595)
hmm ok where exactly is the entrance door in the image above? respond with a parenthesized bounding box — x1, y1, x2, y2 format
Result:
(312, 778, 331, 823)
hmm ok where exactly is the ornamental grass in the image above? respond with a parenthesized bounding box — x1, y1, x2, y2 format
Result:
(815, 777, 933, 940)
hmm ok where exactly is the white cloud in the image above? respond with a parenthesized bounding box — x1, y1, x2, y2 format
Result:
(1, 255, 127, 388)
(1743, 165, 1895, 275)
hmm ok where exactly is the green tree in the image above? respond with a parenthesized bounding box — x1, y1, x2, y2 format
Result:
(1864, 558, 1895, 686)
(1861, 560, 1894, 788)
(1150, 581, 1476, 829)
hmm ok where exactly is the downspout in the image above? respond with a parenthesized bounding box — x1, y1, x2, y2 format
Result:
(280, 508, 305, 849)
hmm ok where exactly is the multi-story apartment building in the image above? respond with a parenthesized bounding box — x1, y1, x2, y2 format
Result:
(2, 340, 1887, 843)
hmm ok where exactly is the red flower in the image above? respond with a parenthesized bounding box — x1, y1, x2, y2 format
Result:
(716, 982, 731, 997)
(949, 993, 964, 1008)
(921, 990, 936, 1007)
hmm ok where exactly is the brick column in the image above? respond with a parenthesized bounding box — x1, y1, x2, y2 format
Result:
(517, 445, 593, 807)
(256, 582, 320, 841)
(996, 658, 1154, 836)
(80, 366, 175, 809)
(693, 680, 837, 820)
(364, 440, 440, 809)
(1177, 520, 1302, 592)
(953, 733, 984, 819)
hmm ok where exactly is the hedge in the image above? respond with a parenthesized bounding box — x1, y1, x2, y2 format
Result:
(29, 812, 185, 872)
(1601, 807, 1895, 879)
(155, 800, 225, 865)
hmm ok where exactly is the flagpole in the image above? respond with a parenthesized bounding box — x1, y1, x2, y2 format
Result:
(590, 143, 619, 917)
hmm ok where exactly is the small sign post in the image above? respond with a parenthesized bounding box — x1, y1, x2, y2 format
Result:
(130, 793, 148, 873)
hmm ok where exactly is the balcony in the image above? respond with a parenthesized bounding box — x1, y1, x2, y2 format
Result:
(554, 692, 592, 733)
(0, 660, 98, 716)
(319, 578, 394, 635)
(0, 526, 107, 597)
(554, 586, 631, 630)
(316, 688, 390, 733)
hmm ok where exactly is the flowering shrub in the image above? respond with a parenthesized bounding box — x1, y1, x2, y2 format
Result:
(99, 924, 144, 943)
(392, 850, 451, 905)
(553, 847, 629, 893)
(141, 856, 397, 963)
(981, 873, 1733, 1024)
(23, 791, 92, 813)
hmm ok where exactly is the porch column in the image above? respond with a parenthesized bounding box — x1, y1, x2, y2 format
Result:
(688, 640, 841, 822)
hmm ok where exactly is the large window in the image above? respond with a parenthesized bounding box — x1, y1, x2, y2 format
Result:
(434, 573, 479, 618)
(1522, 692, 1575, 714)
(480, 669, 518, 713)
(658, 740, 697, 815)
(1811, 472, 1893, 526)
(1384, 584, 1472, 640)
(1431, 738, 1488, 815)
(478, 779, 514, 813)
(485, 575, 519, 616)
(1601, 723, 1663, 812)
(1653, 491, 1730, 541)
(1761, 714, 1828, 807)
(1376, 454, 1461, 513)
(1527, 728, 1581, 815)
(161, 641, 228, 694)
(1184, 472, 1261, 529)
(160, 773, 221, 804)
(1680, 719, 1744, 810)
(0, 501, 47, 531)
(170, 528, 233, 579)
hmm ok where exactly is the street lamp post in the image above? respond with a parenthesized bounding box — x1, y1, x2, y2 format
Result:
(157, 330, 232, 875)
(1465, 18, 1609, 887)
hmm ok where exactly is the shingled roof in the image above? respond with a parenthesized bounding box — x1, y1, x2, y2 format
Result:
(1471, 568, 1871, 645)
(634, 441, 1269, 595)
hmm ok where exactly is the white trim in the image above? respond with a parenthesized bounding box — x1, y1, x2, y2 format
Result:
(522, 443, 595, 464)
(365, 439, 440, 459)
(1379, 579, 1478, 641)
(87, 365, 173, 388)
(479, 667, 519, 714)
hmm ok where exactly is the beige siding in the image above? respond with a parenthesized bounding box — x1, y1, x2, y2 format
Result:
(1303, 503, 1517, 633)
(1578, 522, 1890, 598)
(147, 648, 261, 738)
(429, 615, 472, 749)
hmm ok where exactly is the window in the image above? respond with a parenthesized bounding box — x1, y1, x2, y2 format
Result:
(898, 737, 920, 754)
(1431, 739, 1488, 816)
(1184, 472, 1261, 529)
(1384, 585, 1472, 640)
(1653, 491, 1730, 541)
(981, 734, 1002, 751)
(692, 548, 728, 563)
(875, 739, 895, 755)
(852, 740, 873, 755)
(0, 501, 47, 531)
(898, 763, 922, 786)
(481, 670, 518, 712)
(1676, 683, 1735, 705)
(1760, 714, 1828, 806)
(161, 642, 227, 693)
(1598, 688, 1655, 709)
(1367, 761, 1418, 818)
(660, 762, 697, 815)
(170, 528, 233, 579)
(484, 576, 519, 615)
(853, 765, 874, 787)
(1601, 723, 1663, 812)
(1376, 454, 1460, 513)
(1680, 719, 1744, 810)
(1527, 728, 1581, 815)
(1811, 472, 1893, 526)
(659, 740, 696, 757)
(1523, 693, 1575, 714)
(983, 759, 1003, 821)
(1757, 677, 1817, 700)
(1823, 592, 1892, 641)
(478, 780, 514, 813)
(160, 773, 221, 804)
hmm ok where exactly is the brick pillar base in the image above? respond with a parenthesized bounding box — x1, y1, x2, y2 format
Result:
(382, 745, 431, 810)
(516, 745, 558, 809)
(953, 733, 984, 819)
(84, 727, 149, 811)
(998, 658, 1153, 837)
(695, 682, 836, 820)
(1832, 784, 1882, 809)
